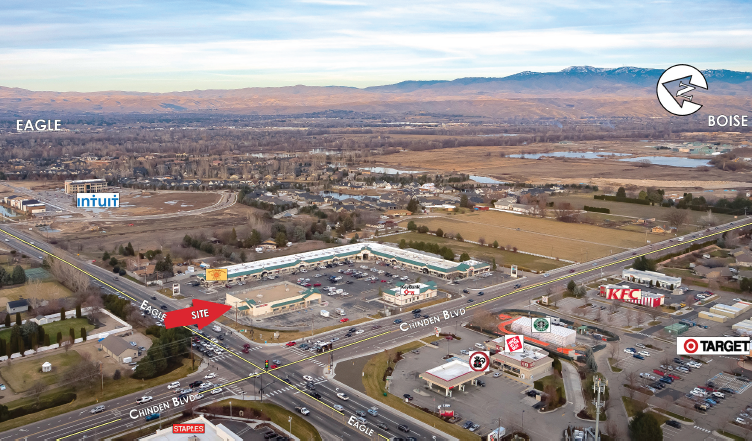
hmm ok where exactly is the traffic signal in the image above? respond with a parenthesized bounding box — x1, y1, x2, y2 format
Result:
(264, 360, 269, 369)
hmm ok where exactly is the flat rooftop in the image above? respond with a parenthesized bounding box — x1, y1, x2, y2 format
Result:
(230, 281, 307, 304)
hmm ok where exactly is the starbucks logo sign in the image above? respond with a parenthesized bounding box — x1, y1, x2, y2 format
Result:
(532, 317, 551, 333)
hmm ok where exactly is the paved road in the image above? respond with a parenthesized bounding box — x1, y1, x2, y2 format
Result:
(0, 218, 747, 440)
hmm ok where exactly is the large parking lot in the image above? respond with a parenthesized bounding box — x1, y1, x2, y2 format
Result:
(171, 259, 506, 329)
(387, 325, 569, 441)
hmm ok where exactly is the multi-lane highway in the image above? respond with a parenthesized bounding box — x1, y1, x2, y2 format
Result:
(0, 219, 747, 440)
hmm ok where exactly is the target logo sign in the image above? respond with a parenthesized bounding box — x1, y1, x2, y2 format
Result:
(469, 351, 490, 372)
(684, 339, 698, 353)
(677, 337, 751, 355)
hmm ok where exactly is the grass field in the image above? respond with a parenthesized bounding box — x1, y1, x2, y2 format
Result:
(551, 194, 737, 226)
(386, 232, 562, 272)
(361, 340, 480, 441)
(0, 281, 71, 305)
(209, 399, 322, 441)
(401, 210, 647, 261)
(0, 351, 83, 392)
(0, 356, 199, 433)
(0, 317, 93, 347)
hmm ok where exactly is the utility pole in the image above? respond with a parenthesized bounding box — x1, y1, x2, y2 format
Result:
(592, 375, 607, 441)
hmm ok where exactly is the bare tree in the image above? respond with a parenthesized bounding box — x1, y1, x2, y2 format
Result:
(28, 380, 47, 405)
(625, 309, 634, 327)
(636, 309, 646, 326)
(84, 294, 104, 325)
(609, 300, 621, 315)
(553, 202, 579, 223)
(665, 209, 689, 230)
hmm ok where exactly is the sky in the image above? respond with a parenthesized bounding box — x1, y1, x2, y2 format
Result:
(1, 0, 752, 92)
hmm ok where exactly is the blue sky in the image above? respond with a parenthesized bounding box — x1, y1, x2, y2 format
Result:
(1, 0, 751, 92)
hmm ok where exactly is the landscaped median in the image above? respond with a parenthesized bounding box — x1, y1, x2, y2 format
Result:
(361, 340, 480, 441)
(217, 316, 373, 344)
(199, 399, 321, 441)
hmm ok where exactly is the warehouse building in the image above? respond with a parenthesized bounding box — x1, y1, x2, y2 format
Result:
(101, 335, 138, 363)
(510, 317, 576, 347)
(622, 269, 681, 289)
(383, 281, 438, 306)
(226, 283, 321, 317)
(203, 243, 489, 283)
(64, 179, 106, 194)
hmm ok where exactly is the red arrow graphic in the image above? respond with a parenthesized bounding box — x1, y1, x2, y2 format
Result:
(164, 299, 231, 329)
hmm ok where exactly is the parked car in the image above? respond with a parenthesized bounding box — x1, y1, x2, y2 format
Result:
(633, 354, 645, 360)
(666, 420, 682, 429)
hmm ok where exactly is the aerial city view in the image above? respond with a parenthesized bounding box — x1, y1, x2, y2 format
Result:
(0, 1, 751, 441)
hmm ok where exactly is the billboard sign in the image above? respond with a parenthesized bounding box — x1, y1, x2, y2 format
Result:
(206, 269, 228, 281)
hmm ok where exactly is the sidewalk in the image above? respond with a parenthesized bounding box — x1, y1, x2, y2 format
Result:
(562, 361, 585, 416)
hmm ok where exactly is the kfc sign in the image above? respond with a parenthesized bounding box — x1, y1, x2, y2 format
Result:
(599, 285, 641, 301)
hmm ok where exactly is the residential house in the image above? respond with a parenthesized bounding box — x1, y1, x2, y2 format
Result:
(260, 239, 277, 250)
(385, 209, 412, 218)
(736, 252, 752, 267)
(101, 335, 138, 363)
(694, 265, 734, 280)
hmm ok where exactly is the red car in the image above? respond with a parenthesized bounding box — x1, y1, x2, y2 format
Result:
(380, 279, 387, 283)
(243, 343, 251, 349)
(313, 283, 321, 287)
(340, 318, 349, 323)
(445, 335, 454, 340)
(285, 341, 296, 347)
(653, 369, 664, 376)
(667, 374, 680, 380)
(304, 283, 312, 287)
(270, 364, 278, 369)
(242, 348, 249, 353)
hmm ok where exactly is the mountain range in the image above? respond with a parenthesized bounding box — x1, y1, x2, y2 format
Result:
(1, 66, 750, 118)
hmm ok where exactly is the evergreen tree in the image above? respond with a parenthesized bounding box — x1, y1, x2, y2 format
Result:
(492, 258, 497, 270)
(0, 338, 5, 356)
(492, 240, 499, 248)
(102, 251, 110, 261)
(585, 349, 598, 372)
(407, 220, 417, 231)
(0, 403, 10, 422)
(118, 244, 125, 255)
(60, 307, 65, 321)
(8, 337, 15, 355)
(406, 198, 419, 213)
(4, 314, 9, 328)
(81, 328, 87, 341)
(459, 252, 470, 261)
(56, 331, 62, 344)
(76, 304, 82, 318)
(275, 232, 288, 248)
(31, 333, 37, 349)
(455, 233, 463, 242)
(460, 194, 469, 208)
(0, 268, 7, 287)
(616, 187, 627, 198)
(38, 325, 45, 344)
(15, 313, 20, 326)
(17, 336, 24, 356)
(44, 333, 50, 346)
(230, 228, 237, 243)
(435, 228, 444, 238)
(11, 266, 26, 285)
(567, 279, 577, 292)
(125, 242, 135, 256)
(69, 327, 75, 343)
(109, 257, 118, 267)
(629, 411, 663, 441)
(399, 239, 407, 249)
(240, 251, 247, 262)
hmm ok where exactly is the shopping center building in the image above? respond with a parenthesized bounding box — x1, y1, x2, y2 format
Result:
(202, 243, 489, 283)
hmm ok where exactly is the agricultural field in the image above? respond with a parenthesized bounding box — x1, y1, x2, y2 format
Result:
(550, 193, 738, 227)
(399, 210, 647, 262)
(386, 232, 562, 272)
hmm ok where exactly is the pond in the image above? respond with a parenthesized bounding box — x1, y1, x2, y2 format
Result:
(360, 167, 425, 175)
(619, 156, 712, 168)
(470, 175, 505, 184)
(508, 151, 629, 159)
(319, 192, 378, 201)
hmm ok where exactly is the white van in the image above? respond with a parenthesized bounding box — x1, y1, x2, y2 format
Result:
(167, 381, 181, 389)
(474, 343, 485, 350)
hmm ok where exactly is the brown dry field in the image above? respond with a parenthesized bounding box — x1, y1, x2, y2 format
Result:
(116, 191, 220, 216)
(374, 140, 752, 189)
(400, 211, 649, 261)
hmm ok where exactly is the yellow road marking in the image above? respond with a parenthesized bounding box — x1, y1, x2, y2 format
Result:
(56, 418, 121, 440)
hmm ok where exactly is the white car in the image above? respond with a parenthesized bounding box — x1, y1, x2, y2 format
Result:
(210, 388, 223, 395)
(712, 392, 725, 399)
(194, 394, 204, 400)
(303, 375, 314, 382)
(200, 382, 213, 389)
(736, 418, 747, 425)
(205, 373, 217, 379)
(355, 330, 364, 335)
(646, 386, 657, 393)
(624, 349, 635, 355)
(638, 351, 650, 357)
(136, 396, 153, 404)
(333, 404, 344, 412)
(297, 407, 310, 415)
(337, 392, 350, 400)
(635, 343, 646, 349)
(167, 381, 181, 389)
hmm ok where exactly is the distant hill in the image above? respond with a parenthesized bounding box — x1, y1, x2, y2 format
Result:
(1, 66, 750, 118)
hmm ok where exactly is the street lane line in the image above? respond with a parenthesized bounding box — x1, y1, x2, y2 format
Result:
(55, 418, 121, 440)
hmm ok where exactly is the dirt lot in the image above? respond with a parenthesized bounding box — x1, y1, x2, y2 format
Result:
(399, 210, 648, 261)
(374, 140, 752, 188)
(116, 190, 221, 216)
(0, 281, 72, 308)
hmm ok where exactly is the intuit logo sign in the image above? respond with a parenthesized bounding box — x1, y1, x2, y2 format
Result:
(76, 193, 120, 208)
